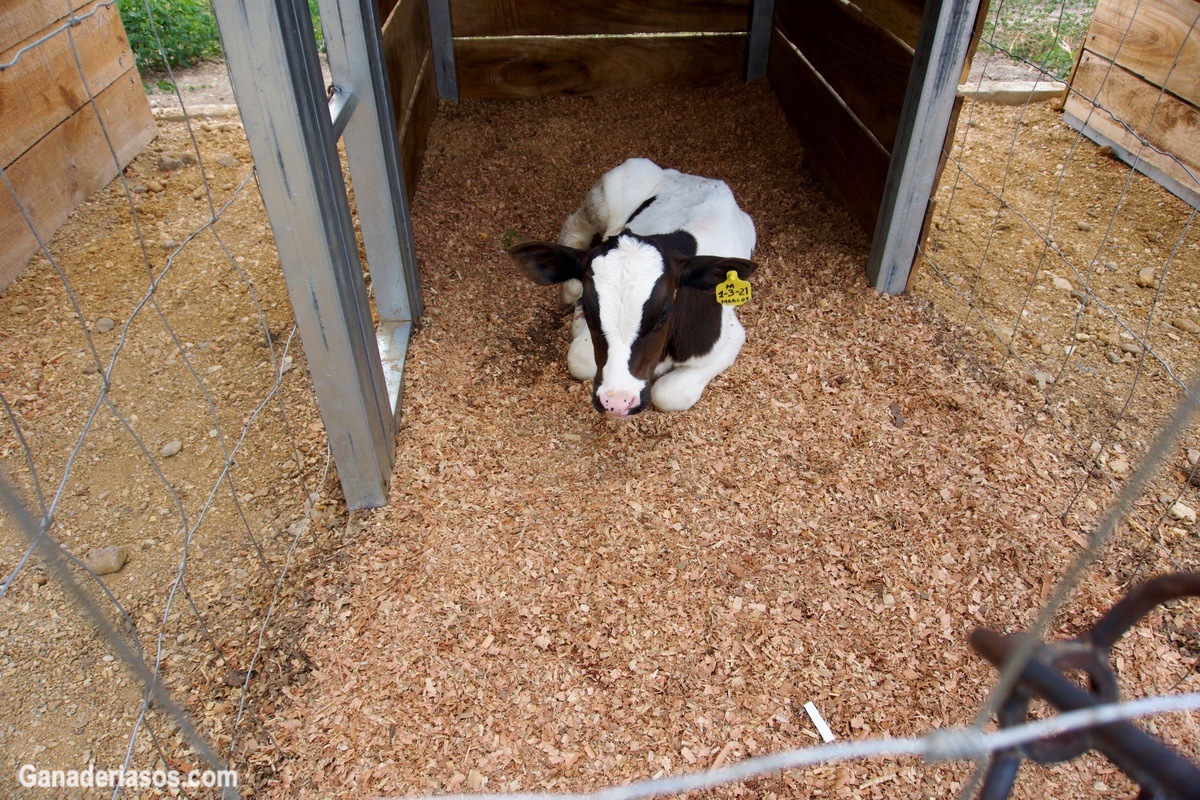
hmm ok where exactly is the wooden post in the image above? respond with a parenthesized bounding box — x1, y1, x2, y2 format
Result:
(866, 0, 982, 294)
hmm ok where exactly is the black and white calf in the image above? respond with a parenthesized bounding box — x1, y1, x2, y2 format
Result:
(510, 158, 757, 417)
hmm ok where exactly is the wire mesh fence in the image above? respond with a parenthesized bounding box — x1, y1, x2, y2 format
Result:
(0, 0, 339, 795)
(914, 0, 1200, 580)
(909, 0, 1200, 788)
(4, 0, 1200, 798)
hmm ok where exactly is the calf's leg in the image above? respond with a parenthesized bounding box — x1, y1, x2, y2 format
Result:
(651, 312, 745, 411)
(567, 306, 597, 380)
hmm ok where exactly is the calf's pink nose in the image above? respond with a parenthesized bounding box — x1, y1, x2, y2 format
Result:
(598, 390, 639, 416)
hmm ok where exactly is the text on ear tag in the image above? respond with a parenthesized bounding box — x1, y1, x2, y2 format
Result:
(715, 270, 751, 307)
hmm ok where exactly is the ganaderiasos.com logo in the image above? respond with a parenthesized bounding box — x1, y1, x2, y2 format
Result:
(17, 763, 238, 791)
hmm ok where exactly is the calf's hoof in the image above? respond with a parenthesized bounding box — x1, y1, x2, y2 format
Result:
(567, 336, 597, 381)
(650, 371, 706, 412)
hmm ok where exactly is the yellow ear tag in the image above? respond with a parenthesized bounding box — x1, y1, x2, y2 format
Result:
(715, 270, 751, 307)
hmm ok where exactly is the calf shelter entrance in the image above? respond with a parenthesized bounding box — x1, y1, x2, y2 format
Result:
(384, 0, 984, 301)
(0, 0, 990, 513)
(206, 0, 986, 509)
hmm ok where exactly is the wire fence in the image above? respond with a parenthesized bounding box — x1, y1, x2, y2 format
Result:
(0, 0, 336, 796)
(911, 0, 1200, 790)
(3, 0, 1200, 798)
(915, 0, 1200, 584)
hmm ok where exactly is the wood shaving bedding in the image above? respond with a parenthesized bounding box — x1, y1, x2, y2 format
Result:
(260, 81, 1194, 800)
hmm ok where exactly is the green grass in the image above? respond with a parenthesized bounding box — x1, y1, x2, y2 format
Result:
(119, 0, 220, 73)
(309, 0, 324, 51)
(980, 0, 1098, 79)
(119, 0, 324, 75)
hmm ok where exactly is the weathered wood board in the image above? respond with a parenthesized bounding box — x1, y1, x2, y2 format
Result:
(775, 0, 913, 150)
(383, 0, 431, 126)
(847, 0, 925, 48)
(400, 55, 438, 202)
(454, 33, 746, 99)
(1, 0, 154, 287)
(0, 0, 91, 57)
(1066, 0, 1200, 207)
(1064, 50, 1200, 205)
(379, 0, 401, 25)
(769, 30, 891, 234)
(768, 0, 925, 235)
(448, 0, 750, 36)
(0, 0, 135, 166)
(434, 0, 753, 99)
(2, 69, 156, 287)
(1084, 0, 1200, 107)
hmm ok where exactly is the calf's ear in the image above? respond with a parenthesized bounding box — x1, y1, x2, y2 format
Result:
(678, 256, 758, 291)
(509, 242, 586, 285)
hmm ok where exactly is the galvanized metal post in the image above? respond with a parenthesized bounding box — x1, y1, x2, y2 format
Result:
(319, 0, 422, 324)
(318, 0, 423, 425)
(745, 0, 775, 82)
(866, 0, 981, 294)
(212, 0, 396, 508)
(428, 0, 459, 101)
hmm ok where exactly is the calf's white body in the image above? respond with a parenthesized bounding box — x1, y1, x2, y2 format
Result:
(513, 158, 757, 416)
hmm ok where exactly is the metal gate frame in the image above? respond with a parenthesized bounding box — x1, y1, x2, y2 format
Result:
(212, 0, 422, 508)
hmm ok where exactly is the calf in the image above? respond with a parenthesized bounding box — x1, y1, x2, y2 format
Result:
(510, 158, 757, 417)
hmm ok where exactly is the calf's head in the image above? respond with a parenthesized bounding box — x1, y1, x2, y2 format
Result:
(511, 233, 756, 417)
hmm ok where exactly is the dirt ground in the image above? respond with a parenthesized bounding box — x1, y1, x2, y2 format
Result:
(143, 60, 239, 108)
(914, 100, 1200, 540)
(0, 118, 344, 795)
(142, 60, 330, 112)
(2, 71, 1199, 800)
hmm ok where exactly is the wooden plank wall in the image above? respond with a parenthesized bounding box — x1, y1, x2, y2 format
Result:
(768, 0, 922, 234)
(447, 0, 751, 100)
(1063, 0, 1200, 206)
(0, 0, 92, 55)
(1, 0, 155, 288)
(382, 0, 438, 200)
